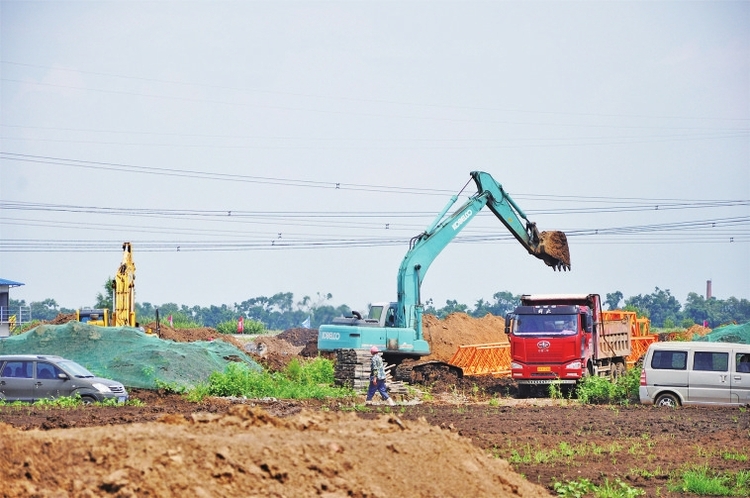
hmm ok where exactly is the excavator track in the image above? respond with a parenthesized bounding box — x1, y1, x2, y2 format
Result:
(392, 359, 463, 384)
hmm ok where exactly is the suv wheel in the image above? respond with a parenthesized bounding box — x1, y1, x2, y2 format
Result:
(80, 395, 97, 404)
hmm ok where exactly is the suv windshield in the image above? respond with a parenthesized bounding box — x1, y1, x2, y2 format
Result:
(513, 314, 578, 337)
(58, 360, 95, 378)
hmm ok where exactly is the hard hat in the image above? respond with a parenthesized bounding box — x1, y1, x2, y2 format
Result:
(370, 346, 379, 354)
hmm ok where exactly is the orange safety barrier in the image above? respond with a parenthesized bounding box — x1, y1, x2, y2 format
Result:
(627, 334, 658, 367)
(448, 342, 511, 377)
(603, 310, 656, 367)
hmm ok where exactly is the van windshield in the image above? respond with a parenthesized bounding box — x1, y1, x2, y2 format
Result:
(513, 314, 578, 337)
(58, 360, 95, 378)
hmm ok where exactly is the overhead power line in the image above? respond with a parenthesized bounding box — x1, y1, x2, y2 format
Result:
(0, 152, 448, 195)
(1, 214, 748, 253)
(2, 154, 749, 207)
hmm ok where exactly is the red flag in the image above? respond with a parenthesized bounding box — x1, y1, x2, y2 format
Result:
(238, 316, 244, 333)
(169, 315, 173, 327)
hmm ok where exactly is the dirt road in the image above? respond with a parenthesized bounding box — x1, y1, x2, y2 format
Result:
(2, 389, 749, 497)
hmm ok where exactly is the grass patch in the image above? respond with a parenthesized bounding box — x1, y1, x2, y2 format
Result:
(669, 466, 750, 496)
(722, 451, 748, 462)
(0, 394, 142, 408)
(553, 477, 644, 497)
(507, 441, 621, 466)
(186, 357, 353, 402)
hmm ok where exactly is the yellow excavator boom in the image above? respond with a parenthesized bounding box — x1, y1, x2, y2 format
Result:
(113, 242, 136, 327)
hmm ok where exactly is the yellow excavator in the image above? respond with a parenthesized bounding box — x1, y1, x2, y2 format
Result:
(76, 242, 136, 327)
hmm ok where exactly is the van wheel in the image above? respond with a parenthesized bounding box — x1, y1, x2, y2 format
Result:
(655, 393, 680, 408)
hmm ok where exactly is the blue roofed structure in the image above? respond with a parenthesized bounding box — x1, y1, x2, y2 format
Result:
(0, 278, 25, 287)
(0, 278, 30, 338)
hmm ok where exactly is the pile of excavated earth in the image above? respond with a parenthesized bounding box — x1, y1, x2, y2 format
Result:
(1, 404, 550, 497)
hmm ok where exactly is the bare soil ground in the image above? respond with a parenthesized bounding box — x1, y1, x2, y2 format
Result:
(2, 387, 749, 497)
(5, 314, 748, 497)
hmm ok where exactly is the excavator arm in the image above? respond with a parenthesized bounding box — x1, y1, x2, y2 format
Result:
(395, 171, 570, 333)
(471, 171, 571, 270)
(113, 242, 136, 327)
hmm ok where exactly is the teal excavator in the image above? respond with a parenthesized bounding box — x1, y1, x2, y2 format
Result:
(317, 171, 571, 387)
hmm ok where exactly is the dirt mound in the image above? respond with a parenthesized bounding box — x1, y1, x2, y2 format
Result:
(276, 327, 318, 346)
(149, 322, 246, 351)
(659, 324, 712, 342)
(18, 312, 77, 333)
(686, 324, 712, 338)
(0, 405, 550, 497)
(421, 312, 507, 362)
(49, 312, 77, 325)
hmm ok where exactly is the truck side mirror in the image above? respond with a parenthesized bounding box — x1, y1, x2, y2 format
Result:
(582, 315, 592, 333)
(504, 314, 513, 334)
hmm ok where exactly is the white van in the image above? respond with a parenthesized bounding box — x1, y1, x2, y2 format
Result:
(639, 341, 750, 407)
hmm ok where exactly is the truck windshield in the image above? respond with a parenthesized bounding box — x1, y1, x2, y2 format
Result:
(513, 314, 578, 337)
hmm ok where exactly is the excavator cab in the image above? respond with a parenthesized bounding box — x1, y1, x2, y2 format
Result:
(76, 308, 110, 327)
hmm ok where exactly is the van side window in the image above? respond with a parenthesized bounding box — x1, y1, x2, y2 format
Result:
(36, 362, 60, 380)
(736, 354, 750, 373)
(651, 350, 687, 370)
(693, 352, 728, 372)
(2, 361, 33, 378)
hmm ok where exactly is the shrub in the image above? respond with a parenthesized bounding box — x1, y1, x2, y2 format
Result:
(188, 357, 350, 401)
(216, 318, 265, 335)
(575, 364, 642, 405)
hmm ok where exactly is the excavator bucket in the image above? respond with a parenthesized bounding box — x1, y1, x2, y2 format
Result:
(536, 231, 571, 271)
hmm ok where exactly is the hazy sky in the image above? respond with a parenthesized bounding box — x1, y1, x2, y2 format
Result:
(1, 1, 748, 315)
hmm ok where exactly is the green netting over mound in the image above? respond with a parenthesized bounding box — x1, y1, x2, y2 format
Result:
(694, 321, 750, 344)
(0, 322, 261, 389)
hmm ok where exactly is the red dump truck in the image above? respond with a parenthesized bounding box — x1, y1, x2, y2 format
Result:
(505, 294, 638, 396)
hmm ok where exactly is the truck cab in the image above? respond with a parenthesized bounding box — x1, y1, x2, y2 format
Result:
(505, 303, 593, 393)
(505, 293, 631, 396)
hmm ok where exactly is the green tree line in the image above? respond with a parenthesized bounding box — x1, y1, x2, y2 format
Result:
(9, 287, 750, 331)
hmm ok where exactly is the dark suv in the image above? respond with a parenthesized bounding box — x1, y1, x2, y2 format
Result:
(0, 355, 128, 403)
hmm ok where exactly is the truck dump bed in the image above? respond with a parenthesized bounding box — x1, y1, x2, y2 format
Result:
(597, 311, 633, 360)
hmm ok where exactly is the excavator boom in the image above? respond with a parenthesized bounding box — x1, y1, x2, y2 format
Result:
(318, 170, 571, 356)
(395, 171, 570, 333)
(113, 242, 136, 327)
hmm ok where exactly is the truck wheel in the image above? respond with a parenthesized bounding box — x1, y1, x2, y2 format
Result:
(610, 361, 625, 382)
(654, 393, 680, 408)
(617, 362, 627, 377)
(609, 364, 620, 382)
(586, 362, 595, 377)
